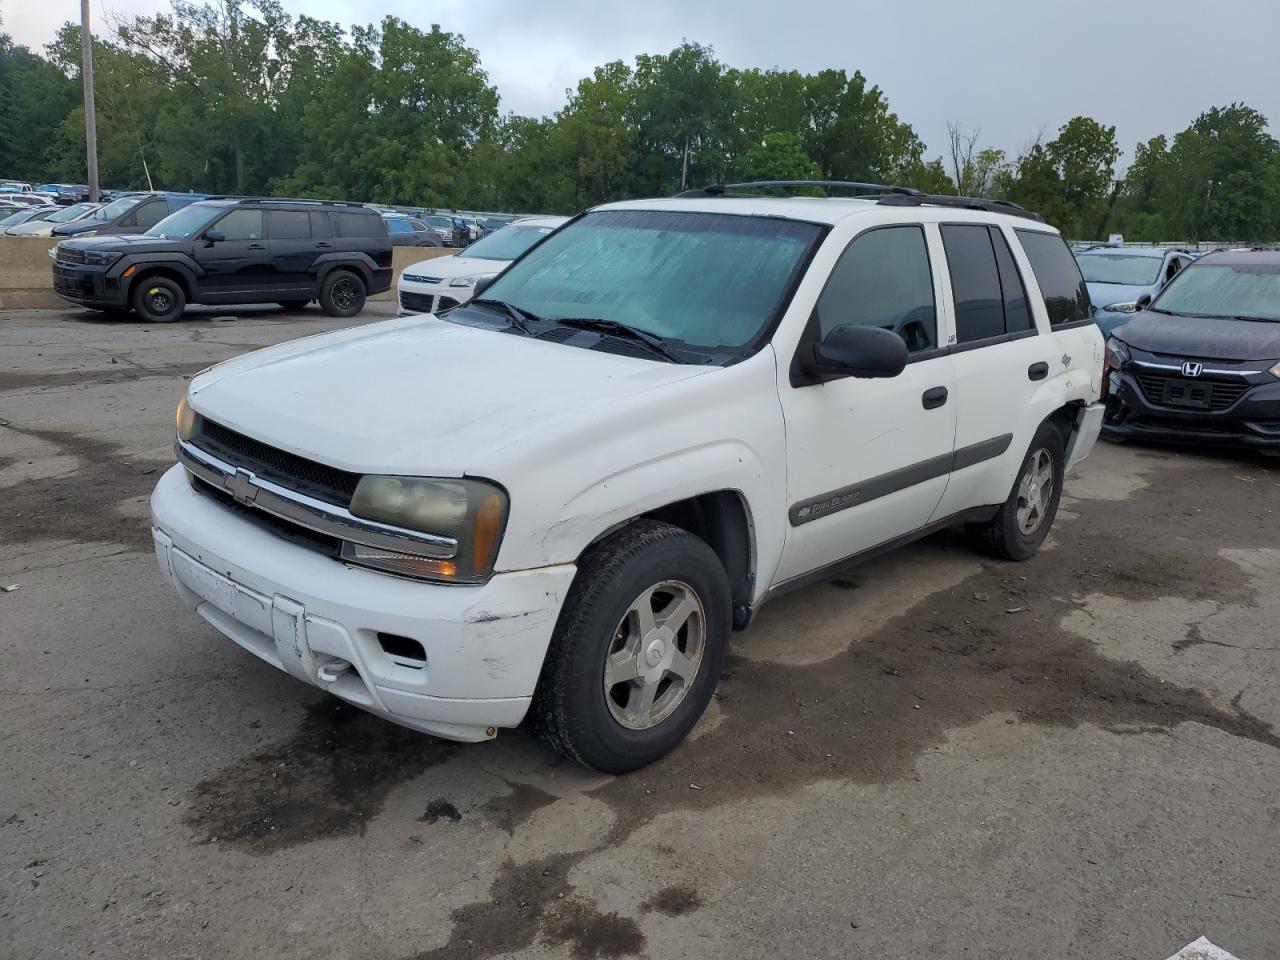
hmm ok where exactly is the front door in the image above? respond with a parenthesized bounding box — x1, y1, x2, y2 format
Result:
(774, 224, 958, 585)
(195, 208, 271, 301)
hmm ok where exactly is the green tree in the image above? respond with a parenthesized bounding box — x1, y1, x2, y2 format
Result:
(730, 132, 821, 184)
(803, 69, 927, 184)
(0, 33, 78, 180)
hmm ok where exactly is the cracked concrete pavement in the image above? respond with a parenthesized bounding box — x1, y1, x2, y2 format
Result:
(2, 306, 1279, 960)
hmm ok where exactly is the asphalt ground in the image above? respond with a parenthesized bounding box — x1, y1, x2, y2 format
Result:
(1, 304, 1278, 960)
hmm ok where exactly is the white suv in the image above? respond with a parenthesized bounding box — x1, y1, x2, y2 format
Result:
(151, 183, 1104, 773)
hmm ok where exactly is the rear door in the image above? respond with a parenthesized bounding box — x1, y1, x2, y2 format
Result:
(931, 222, 1048, 518)
(266, 210, 316, 292)
(774, 224, 957, 584)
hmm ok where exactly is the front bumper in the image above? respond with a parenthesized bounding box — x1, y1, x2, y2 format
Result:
(150, 465, 576, 742)
(396, 280, 475, 316)
(51, 261, 125, 308)
(1103, 364, 1280, 450)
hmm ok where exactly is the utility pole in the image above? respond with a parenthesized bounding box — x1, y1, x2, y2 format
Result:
(80, 0, 100, 203)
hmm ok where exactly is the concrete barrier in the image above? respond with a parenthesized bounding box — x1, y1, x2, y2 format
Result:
(0, 237, 61, 310)
(0, 237, 458, 311)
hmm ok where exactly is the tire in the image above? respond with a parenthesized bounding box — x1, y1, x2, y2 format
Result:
(533, 520, 731, 773)
(131, 276, 186, 323)
(965, 422, 1065, 561)
(277, 300, 309, 311)
(318, 270, 365, 318)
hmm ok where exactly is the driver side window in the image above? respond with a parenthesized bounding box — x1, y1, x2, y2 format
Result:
(816, 225, 937, 353)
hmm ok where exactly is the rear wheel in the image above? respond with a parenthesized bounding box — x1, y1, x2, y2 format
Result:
(966, 422, 1065, 561)
(533, 520, 730, 773)
(318, 270, 365, 318)
(131, 276, 186, 323)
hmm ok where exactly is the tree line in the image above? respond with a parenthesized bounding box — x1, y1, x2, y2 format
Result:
(2, 0, 1279, 241)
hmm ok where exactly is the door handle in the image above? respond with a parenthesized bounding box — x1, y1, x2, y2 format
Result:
(922, 386, 948, 409)
(248, 243, 265, 250)
(1028, 362, 1049, 381)
(316, 241, 333, 248)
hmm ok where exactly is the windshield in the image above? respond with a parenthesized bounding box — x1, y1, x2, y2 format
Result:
(47, 203, 97, 223)
(0, 210, 37, 227)
(463, 223, 559, 261)
(1077, 253, 1163, 286)
(479, 209, 822, 351)
(91, 196, 142, 221)
(146, 202, 220, 240)
(424, 216, 452, 228)
(1153, 261, 1280, 321)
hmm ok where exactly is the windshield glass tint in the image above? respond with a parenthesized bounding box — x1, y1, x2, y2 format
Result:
(48, 203, 95, 223)
(463, 224, 555, 261)
(1077, 253, 1163, 286)
(1154, 261, 1280, 320)
(0, 210, 35, 227)
(481, 210, 821, 350)
(147, 203, 220, 240)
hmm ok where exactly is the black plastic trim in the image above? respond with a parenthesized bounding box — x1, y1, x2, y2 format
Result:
(788, 433, 1013, 526)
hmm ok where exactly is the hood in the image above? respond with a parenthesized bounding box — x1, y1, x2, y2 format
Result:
(59, 233, 183, 253)
(401, 253, 507, 281)
(1086, 282, 1154, 310)
(52, 220, 104, 237)
(1113, 310, 1280, 362)
(187, 315, 713, 476)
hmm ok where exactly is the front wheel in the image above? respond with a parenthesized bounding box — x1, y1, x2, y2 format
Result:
(533, 520, 731, 773)
(966, 422, 1065, 561)
(318, 270, 365, 318)
(131, 277, 186, 323)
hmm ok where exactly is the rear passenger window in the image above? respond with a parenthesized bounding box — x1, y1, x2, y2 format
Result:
(1015, 230, 1093, 326)
(386, 219, 412, 234)
(816, 225, 936, 354)
(941, 225, 1004, 343)
(990, 228, 1033, 334)
(338, 212, 386, 238)
(269, 210, 311, 240)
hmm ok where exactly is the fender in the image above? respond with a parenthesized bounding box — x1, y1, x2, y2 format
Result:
(113, 252, 202, 299)
(312, 252, 392, 294)
(535, 441, 779, 607)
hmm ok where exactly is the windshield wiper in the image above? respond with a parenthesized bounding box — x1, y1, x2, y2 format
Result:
(550, 317, 683, 363)
(471, 298, 541, 336)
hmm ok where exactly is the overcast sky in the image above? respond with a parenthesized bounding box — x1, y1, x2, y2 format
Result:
(7, 0, 1279, 170)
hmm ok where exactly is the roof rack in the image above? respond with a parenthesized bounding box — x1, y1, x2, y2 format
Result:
(675, 180, 922, 199)
(200, 195, 371, 208)
(876, 193, 1043, 222)
(674, 180, 1044, 221)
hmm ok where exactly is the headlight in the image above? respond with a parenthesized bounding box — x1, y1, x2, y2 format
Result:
(448, 274, 490, 288)
(1106, 337, 1130, 369)
(83, 249, 121, 265)
(1102, 300, 1140, 314)
(344, 476, 508, 582)
(1270, 361, 1280, 379)
(48, 244, 59, 261)
(175, 394, 197, 441)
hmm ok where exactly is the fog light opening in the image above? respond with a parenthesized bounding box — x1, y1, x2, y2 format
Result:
(377, 632, 426, 663)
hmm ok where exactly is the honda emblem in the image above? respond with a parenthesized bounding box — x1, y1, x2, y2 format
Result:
(1181, 361, 1204, 377)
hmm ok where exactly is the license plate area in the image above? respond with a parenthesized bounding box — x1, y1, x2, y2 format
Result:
(1163, 381, 1211, 409)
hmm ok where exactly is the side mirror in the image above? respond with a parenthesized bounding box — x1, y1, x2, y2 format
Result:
(807, 325, 908, 380)
(203, 229, 225, 245)
(1136, 293, 1153, 311)
(472, 276, 496, 298)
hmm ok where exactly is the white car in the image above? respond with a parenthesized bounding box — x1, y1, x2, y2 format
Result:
(397, 216, 568, 314)
(152, 185, 1104, 773)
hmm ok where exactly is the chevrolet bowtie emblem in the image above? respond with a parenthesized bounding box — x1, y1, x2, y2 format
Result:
(227, 467, 259, 505)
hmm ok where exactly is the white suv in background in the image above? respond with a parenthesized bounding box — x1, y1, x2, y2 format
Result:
(152, 183, 1104, 773)
(397, 216, 568, 314)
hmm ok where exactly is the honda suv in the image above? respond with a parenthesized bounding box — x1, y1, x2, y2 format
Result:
(51, 197, 392, 321)
(151, 183, 1104, 772)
